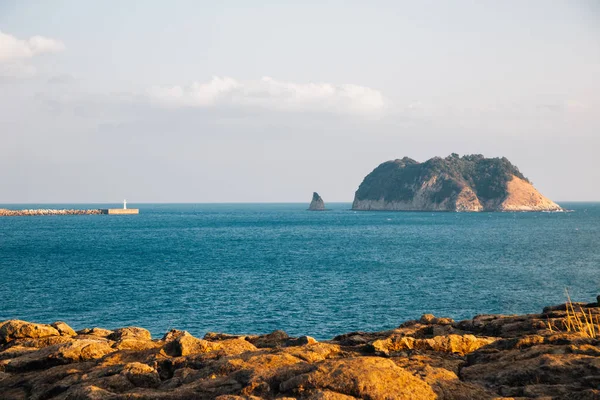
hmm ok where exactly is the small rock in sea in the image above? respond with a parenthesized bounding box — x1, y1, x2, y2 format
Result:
(308, 192, 326, 211)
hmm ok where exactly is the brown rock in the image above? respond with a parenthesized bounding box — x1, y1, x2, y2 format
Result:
(420, 314, 437, 324)
(163, 335, 216, 357)
(247, 330, 290, 348)
(63, 385, 120, 399)
(417, 334, 496, 356)
(370, 336, 416, 355)
(161, 329, 191, 342)
(76, 327, 113, 338)
(371, 334, 495, 356)
(1, 300, 598, 399)
(107, 326, 151, 341)
(113, 338, 159, 351)
(164, 335, 257, 357)
(11, 335, 74, 349)
(0, 320, 60, 344)
(307, 390, 358, 399)
(280, 357, 436, 399)
(204, 332, 249, 341)
(121, 361, 160, 388)
(283, 343, 341, 363)
(51, 321, 77, 336)
(286, 335, 318, 347)
(4, 339, 114, 372)
(0, 345, 39, 360)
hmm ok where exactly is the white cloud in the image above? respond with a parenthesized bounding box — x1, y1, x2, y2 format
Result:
(0, 31, 65, 79)
(0, 31, 65, 62)
(147, 76, 386, 116)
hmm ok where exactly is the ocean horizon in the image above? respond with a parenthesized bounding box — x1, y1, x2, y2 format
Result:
(1, 202, 599, 340)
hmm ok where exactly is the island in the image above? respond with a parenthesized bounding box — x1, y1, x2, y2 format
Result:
(352, 154, 562, 212)
(308, 192, 326, 211)
(0, 296, 598, 398)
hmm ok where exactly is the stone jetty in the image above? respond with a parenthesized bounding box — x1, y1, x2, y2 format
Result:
(0, 209, 102, 217)
(0, 297, 598, 399)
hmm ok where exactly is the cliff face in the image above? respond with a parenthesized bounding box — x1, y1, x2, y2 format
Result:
(352, 154, 562, 212)
(308, 192, 325, 211)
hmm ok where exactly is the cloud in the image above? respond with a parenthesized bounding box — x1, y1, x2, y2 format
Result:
(0, 30, 65, 79)
(0, 31, 65, 62)
(147, 76, 386, 116)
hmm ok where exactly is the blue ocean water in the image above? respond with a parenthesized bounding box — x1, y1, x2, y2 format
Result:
(1, 203, 599, 340)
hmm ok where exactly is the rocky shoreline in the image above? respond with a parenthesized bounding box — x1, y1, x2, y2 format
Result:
(1, 298, 599, 399)
(0, 209, 102, 217)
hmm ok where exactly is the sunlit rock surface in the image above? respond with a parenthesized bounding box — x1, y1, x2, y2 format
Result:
(1, 298, 599, 399)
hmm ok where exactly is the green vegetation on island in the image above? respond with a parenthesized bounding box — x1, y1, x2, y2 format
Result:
(353, 154, 560, 211)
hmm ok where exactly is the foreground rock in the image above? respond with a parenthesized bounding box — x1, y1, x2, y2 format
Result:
(0, 298, 598, 399)
(308, 192, 326, 211)
(352, 154, 563, 212)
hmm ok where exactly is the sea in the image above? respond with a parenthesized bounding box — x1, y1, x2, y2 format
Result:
(1, 203, 599, 340)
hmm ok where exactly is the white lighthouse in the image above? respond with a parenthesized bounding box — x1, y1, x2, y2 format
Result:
(99, 199, 138, 215)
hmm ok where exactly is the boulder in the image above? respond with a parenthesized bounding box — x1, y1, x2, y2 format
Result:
(113, 338, 159, 351)
(370, 334, 495, 356)
(76, 327, 113, 338)
(287, 335, 318, 346)
(107, 327, 151, 341)
(51, 321, 77, 336)
(0, 320, 60, 344)
(280, 357, 436, 399)
(121, 362, 160, 388)
(164, 335, 256, 357)
(162, 329, 191, 342)
(247, 330, 290, 348)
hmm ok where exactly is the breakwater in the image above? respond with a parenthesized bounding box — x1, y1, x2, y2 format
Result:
(0, 208, 139, 216)
(0, 208, 102, 217)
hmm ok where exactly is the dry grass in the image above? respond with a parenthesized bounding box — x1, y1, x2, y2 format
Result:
(547, 291, 599, 338)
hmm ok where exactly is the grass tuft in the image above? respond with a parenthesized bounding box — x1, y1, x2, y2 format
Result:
(547, 290, 599, 338)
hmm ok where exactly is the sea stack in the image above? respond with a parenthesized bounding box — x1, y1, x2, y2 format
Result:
(308, 192, 326, 211)
(352, 154, 562, 212)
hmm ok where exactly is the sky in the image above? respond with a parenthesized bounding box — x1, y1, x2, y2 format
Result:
(0, 0, 599, 203)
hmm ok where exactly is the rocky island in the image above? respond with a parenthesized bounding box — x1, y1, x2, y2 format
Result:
(352, 154, 562, 212)
(308, 192, 325, 211)
(0, 297, 598, 399)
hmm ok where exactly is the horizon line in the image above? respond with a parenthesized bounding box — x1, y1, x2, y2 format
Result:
(1, 200, 599, 205)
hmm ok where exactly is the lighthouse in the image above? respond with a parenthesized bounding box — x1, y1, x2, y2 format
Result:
(99, 200, 138, 215)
